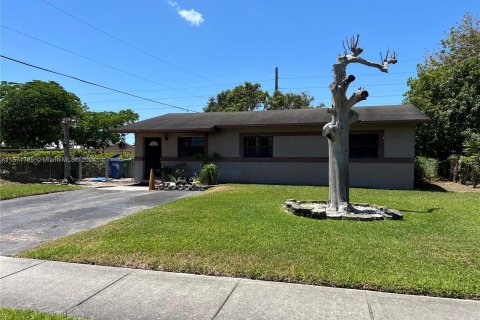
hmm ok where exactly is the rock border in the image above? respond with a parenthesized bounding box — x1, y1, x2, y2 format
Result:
(284, 199, 403, 221)
(155, 182, 213, 191)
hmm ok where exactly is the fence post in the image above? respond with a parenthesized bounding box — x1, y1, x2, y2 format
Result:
(131, 159, 135, 183)
(78, 157, 82, 182)
(105, 158, 109, 180)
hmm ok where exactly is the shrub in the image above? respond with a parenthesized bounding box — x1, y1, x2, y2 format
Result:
(192, 153, 220, 165)
(414, 156, 439, 183)
(449, 154, 479, 187)
(463, 132, 480, 156)
(0, 150, 133, 160)
(159, 165, 175, 182)
(198, 163, 220, 185)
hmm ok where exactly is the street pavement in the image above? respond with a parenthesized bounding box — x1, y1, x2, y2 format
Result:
(0, 256, 479, 320)
(0, 187, 199, 255)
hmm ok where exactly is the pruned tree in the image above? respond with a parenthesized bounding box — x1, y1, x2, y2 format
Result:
(323, 35, 397, 214)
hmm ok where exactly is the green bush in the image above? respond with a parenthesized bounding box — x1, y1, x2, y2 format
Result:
(449, 154, 479, 187)
(0, 150, 133, 159)
(198, 163, 220, 185)
(414, 156, 439, 183)
(463, 132, 480, 156)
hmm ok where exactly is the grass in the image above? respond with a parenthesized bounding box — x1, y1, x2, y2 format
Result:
(0, 308, 80, 319)
(0, 181, 81, 200)
(19, 184, 480, 299)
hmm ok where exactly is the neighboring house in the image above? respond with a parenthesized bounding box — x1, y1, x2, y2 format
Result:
(103, 142, 135, 153)
(113, 105, 430, 189)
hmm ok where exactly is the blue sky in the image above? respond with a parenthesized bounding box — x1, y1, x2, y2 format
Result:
(1, 0, 479, 143)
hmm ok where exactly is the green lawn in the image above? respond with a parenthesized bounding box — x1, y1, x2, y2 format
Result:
(0, 308, 80, 319)
(0, 181, 81, 200)
(19, 184, 480, 299)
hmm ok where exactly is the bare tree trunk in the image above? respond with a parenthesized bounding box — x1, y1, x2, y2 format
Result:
(323, 35, 397, 214)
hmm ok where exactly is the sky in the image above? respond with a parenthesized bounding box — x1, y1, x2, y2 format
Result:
(1, 0, 479, 144)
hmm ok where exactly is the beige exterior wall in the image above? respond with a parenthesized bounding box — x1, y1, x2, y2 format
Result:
(273, 135, 327, 157)
(134, 123, 416, 189)
(350, 163, 413, 189)
(383, 125, 416, 158)
(218, 162, 413, 189)
(208, 130, 238, 157)
(217, 162, 328, 185)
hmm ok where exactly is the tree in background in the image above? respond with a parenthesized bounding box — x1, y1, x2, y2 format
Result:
(0, 80, 84, 148)
(204, 81, 321, 112)
(0, 80, 139, 151)
(71, 109, 139, 151)
(266, 91, 323, 110)
(204, 82, 268, 112)
(404, 13, 480, 160)
(0, 81, 19, 100)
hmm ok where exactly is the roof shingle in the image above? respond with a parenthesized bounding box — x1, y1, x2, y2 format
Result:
(114, 104, 430, 133)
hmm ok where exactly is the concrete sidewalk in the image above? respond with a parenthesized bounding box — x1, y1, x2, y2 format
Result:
(0, 257, 478, 320)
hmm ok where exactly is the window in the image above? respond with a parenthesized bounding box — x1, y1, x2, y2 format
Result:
(349, 133, 380, 159)
(244, 136, 273, 158)
(178, 136, 205, 157)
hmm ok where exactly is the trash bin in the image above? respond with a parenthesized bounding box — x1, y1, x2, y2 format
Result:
(122, 160, 133, 178)
(108, 159, 123, 179)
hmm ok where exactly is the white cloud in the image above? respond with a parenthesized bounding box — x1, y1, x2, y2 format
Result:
(167, 1, 178, 8)
(178, 9, 204, 26)
(167, 1, 204, 26)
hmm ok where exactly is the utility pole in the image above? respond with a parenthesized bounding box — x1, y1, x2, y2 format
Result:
(62, 117, 71, 181)
(274, 66, 279, 92)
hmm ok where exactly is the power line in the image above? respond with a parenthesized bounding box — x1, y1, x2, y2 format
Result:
(77, 79, 276, 95)
(84, 95, 213, 104)
(0, 54, 198, 113)
(279, 83, 407, 90)
(75, 80, 409, 97)
(40, 0, 221, 85)
(1, 24, 205, 99)
(280, 71, 415, 80)
(102, 105, 205, 111)
(84, 93, 404, 105)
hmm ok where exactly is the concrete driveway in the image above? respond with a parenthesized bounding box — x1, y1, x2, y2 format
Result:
(0, 187, 199, 256)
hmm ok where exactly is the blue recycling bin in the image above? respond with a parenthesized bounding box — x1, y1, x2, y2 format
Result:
(108, 159, 123, 179)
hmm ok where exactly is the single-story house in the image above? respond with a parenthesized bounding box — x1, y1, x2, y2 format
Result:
(114, 104, 430, 189)
(103, 141, 135, 153)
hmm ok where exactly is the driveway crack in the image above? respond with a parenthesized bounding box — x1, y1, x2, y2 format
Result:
(211, 279, 241, 320)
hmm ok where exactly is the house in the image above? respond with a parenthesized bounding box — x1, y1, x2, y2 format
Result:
(103, 141, 135, 153)
(113, 105, 430, 189)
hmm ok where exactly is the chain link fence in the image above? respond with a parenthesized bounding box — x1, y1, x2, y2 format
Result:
(0, 157, 134, 183)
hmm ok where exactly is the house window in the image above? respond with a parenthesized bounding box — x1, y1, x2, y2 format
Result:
(178, 136, 205, 157)
(349, 133, 380, 159)
(244, 136, 273, 158)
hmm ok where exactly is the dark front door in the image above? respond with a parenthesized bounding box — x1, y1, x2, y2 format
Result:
(144, 137, 162, 179)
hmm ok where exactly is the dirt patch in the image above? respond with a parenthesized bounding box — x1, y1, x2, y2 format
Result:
(434, 181, 479, 192)
(419, 181, 480, 192)
(205, 185, 240, 193)
(0, 179, 14, 187)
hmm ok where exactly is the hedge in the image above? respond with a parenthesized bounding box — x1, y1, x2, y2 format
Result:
(449, 155, 479, 188)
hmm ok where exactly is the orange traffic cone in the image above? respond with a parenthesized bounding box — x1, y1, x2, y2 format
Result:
(149, 169, 155, 191)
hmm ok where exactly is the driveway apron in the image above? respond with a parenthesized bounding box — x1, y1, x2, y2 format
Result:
(0, 188, 198, 256)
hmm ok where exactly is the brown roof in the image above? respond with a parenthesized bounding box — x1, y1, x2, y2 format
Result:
(113, 104, 430, 133)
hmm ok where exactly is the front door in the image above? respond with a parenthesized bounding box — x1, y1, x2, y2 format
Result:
(144, 137, 162, 179)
